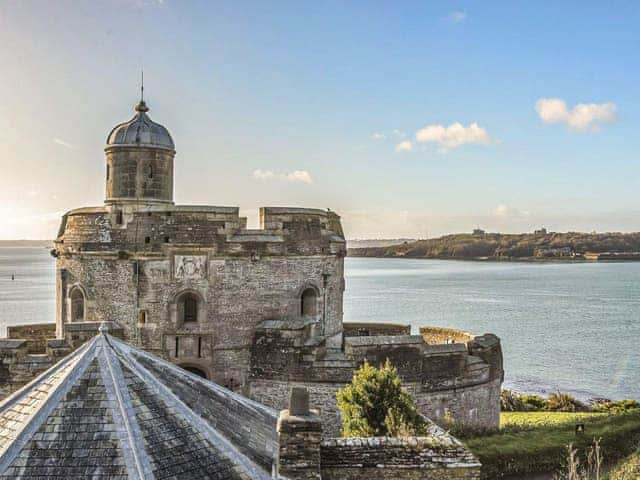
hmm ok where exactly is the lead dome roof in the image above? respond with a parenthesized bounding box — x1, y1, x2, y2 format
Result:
(106, 100, 175, 150)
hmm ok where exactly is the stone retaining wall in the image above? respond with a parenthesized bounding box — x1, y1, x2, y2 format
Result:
(320, 435, 481, 480)
(343, 322, 411, 337)
(6, 323, 56, 354)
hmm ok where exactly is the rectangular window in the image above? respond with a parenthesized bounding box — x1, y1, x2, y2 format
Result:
(174, 337, 179, 357)
(198, 336, 202, 358)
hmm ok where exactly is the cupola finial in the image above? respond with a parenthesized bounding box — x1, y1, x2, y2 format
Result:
(135, 70, 149, 113)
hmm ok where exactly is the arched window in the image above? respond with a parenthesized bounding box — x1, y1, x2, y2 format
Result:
(180, 293, 199, 323)
(301, 288, 318, 317)
(70, 287, 85, 322)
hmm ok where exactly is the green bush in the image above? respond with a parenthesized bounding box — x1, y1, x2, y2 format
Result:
(336, 359, 427, 437)
(593, 400, 640, 415)
(521, 394, 547, 411)
(501, 390, 557, 412)
(501, 390, 525, 412)
(547, 391, 587, 412)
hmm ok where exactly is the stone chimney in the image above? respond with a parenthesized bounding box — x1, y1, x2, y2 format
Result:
(276, 387, 322, 479)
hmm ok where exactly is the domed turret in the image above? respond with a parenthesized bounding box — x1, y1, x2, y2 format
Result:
(104, 99, 175, 206)
(106, 101, 175, 150)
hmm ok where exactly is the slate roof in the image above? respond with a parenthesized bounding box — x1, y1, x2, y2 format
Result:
(0, 330, 277, 479)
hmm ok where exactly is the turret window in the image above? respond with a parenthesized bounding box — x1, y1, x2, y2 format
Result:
(301, 287, 319, 317)
(70, 287, 85, 322)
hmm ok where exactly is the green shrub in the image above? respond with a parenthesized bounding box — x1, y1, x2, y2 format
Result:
(593, 400, 640, 415)
(501, 390, 553, 412)
(547, 391, 587, 412)
(336, 359, 427, 437)
(501, 390, 525, 412)
(521, 394, 547, 411)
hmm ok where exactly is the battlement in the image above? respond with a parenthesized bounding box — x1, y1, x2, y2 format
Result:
(53, 205, 346, 258)
(249, 321, 503, 435)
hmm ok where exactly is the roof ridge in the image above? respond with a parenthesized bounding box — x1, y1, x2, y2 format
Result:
(107, 335, 272, 480)
(99, 336, 154, 480)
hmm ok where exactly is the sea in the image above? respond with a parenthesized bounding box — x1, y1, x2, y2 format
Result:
(1, 247, 638, 401)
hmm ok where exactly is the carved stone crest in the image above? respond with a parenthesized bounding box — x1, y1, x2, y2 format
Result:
(174, 255, 207, 280)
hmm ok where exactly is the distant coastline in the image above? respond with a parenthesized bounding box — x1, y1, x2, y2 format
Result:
(0, 240, 53, 248)
(348, 231, 640, 262)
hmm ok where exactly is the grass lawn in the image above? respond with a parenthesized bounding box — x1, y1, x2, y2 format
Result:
(501, 411, 606, 429)
(608, 451, 640, 480)
(463, 411, 640, 479)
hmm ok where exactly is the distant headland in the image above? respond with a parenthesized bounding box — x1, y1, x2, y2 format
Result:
(348, 229, 640, 261)
(0, 240, 52, 248)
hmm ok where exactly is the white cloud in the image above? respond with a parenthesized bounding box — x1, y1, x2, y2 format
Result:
(53, 138, 76, 150)
(395, 141, 413, 152)
(252, 169, 313, 184)
(448, 11, 467, 24)
(392, 129, 406, 138)
(371, 132, 386, 140)
(286, 170, 313, 184)
(415, 122, 491, 148)
(493, 204, 530, 219)
(535, 98, 617, 131)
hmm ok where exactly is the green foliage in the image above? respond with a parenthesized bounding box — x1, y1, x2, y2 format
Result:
(336, 359, 427, 437)
(592, 400, 640, 415)
(547, 392, 588, 412)
(522, 394, 547, 411)
(501, 389, 577, 412)
(500, 389, 525, 411)
(349, 231, 640, 260)
(465, 411, 640, 479)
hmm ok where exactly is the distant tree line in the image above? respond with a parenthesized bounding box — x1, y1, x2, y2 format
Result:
(348, 232, 640, 260)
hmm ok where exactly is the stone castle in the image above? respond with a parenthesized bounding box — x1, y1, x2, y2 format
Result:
(0, 96, 504, 447)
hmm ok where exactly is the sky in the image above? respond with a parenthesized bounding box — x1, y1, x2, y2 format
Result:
(0, 1, 639, 239)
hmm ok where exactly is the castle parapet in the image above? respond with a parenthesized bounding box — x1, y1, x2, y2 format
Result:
(53, 205, 346, 258)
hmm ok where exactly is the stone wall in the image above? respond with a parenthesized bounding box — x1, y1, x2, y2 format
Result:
(6, 323, 56, 353)
(53, 205, 347, 388)
(250, 325, 503, 436)
(105, 145, 175, 205)
(343, 322, 411, 337)
(320, 436, 481, 480)
(274, 387, 481, 480)
(0, 338, 72, 398)
(250, 379, 345, 438)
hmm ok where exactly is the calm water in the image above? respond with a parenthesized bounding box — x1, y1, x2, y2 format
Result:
(344, 257, 640, 401)
(1, 248, 638, 400)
